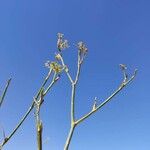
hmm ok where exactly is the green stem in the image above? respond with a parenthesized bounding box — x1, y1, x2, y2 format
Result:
(0, 78, 11, 108)
(1, 101, 34, 147)
(71, 84, 76, 123)
(64, 125, 76, 150)
(0, 70, 52, 148)
(37, 121, 43, 150)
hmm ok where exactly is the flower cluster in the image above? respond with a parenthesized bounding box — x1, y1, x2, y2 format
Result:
(57, 33, 69, 51)
(77, 41, 88, 63)
(45, 61, 62, 73)
(77, 42, 88, 55)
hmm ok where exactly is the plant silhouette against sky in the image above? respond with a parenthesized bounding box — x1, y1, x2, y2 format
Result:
(0, 33, 137, 150)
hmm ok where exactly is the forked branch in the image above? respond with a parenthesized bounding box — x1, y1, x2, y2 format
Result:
(64, 63, 137, 150)
(76, 68, 137, 125)
(58, 33, 137, 150)
(0, 68, 60, 149)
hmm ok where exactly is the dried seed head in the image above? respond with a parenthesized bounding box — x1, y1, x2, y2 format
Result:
(77, 41, 88, 55)
(77, 41, 88, 64)
(45, 61, 62, 73)
(57, 33, 69, 51)
(119, 64, 127, 70)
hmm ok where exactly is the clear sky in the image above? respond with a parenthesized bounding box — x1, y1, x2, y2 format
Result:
(0, 0, 150, 150)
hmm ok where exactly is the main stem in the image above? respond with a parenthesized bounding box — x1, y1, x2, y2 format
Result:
(64, 125, 76, 150)
(37, 121, 43, 150)
(64, 83, 76, 150)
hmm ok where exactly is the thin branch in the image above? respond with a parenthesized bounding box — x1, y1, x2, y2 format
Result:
(74, 51, 82, 85)
(34, 72, 59, 150)
(35, 72, 59, 150)
(43, 72, 58, 96)
(64, 66, 137, 150)
(0, 69, 55, 148)
(0, 78, 11, 108)
(70, 83, 76, 123)
(64, 51, 83, 150)
(59, 54, 73, 83)
(0, 125, 6, 143)
(0, 101, 35, 147)
(35, 69, 52, 98)
(71, 52, 82, 122)
(76, 69, 137, 125)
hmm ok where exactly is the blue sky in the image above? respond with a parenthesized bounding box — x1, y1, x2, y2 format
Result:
(0, 0, 150, 150)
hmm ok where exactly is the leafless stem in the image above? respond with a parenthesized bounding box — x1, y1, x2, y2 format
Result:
(64, 61, 137, 150)
(64, 52, 82, 150)
(34, 90, 44, 150)
(59, 54, 73, 84)
(34, 72, 59, 150)
(64, 124, 76, 150)
(76, 69, 137, 125)
(0, 101, 35, 147)
(43, 72, 58, 96)
(0, 69, 56, 148)
(74, 51, 82, 85)
(0, 78, 11, 108)
(36, 69, 53, 98)
(36, 121, 43, 150)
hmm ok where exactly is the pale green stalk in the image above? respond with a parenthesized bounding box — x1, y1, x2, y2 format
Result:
(34, 72, 58, 150)
(60, 52, 137, 150)
(0, 69, 56, 148)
